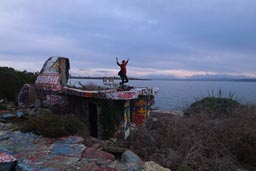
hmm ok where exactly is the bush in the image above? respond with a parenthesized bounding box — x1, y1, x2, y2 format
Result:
(184, 97, 240, 118)
(129, 104, 256, 171)
(0, 67, 37, 101)
(22, 114, 89, 140)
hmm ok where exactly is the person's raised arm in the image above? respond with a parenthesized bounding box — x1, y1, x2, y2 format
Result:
(116, 57, 120, 65)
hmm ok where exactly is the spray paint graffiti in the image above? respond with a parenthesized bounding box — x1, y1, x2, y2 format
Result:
(35, 74, 60, 85)
(0, 152, 16, 162)
(131, 99, 148, 125)
(40, 56, 59, 74)
(17, 84, 30, 106)
(33, 57, 159, 139)
(124, 101, 130, 140)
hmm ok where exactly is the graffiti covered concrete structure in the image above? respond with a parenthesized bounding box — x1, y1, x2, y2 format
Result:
(35, 57, 158, 139)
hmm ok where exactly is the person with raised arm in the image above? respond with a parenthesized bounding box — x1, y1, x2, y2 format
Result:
(116, 57, 129, 86)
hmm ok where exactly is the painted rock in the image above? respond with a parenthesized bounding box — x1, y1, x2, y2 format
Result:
(82, 147, 115, 161)
(0, 152, 17, 171)
(51, 143, 86, 158)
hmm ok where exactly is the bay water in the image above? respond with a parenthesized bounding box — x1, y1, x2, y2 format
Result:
(68, 79, 256, 111)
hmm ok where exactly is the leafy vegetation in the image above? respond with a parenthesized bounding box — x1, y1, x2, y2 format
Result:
(0, 67, 38, 101)
(128, 97, 256, 171)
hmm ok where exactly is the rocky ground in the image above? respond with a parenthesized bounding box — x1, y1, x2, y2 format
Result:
(0, 105, 171, 171)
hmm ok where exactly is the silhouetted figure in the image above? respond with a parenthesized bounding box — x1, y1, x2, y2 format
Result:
(116, 57, 129, 86)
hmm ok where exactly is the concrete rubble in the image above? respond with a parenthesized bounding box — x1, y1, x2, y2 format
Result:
(0, 121, 171, 171)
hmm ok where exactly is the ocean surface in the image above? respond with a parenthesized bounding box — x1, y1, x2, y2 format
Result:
(68, 79, 256, 111)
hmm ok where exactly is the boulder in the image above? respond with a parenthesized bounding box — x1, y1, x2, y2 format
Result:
(121, 150, 144, 171)
(142, 161, 171, 171)
(121, 150, 143, 164)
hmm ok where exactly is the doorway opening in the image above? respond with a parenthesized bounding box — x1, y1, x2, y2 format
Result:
(89, 102, 98, 137)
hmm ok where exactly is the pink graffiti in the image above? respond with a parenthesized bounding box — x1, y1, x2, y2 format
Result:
(35, 74, 59, 85)
(117, 92, 136, 99)
(0, 152, 16, 162)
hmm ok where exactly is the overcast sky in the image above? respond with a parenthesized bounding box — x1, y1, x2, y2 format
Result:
(0, 0, 256, 78)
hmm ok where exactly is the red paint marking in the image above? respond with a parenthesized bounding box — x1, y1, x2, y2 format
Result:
(0, 152, 16, 162)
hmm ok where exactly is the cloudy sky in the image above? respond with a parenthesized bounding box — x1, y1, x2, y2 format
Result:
(0, 0, 256, 78)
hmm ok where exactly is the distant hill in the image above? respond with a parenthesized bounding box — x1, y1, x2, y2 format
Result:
(188, 74, 255, 80)
(146, 74, 256, 82)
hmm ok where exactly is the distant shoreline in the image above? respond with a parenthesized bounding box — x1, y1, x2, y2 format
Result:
(69, 76, 151, 81)
(69, 76, 256, 82)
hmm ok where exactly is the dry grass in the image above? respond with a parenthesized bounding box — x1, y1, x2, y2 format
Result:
(128, 100, 256, 171)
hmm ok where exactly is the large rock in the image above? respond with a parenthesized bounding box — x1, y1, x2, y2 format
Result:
(121, 150, 143, 164)
(121, 150, 144, 171)
(142, 161, 171, 171)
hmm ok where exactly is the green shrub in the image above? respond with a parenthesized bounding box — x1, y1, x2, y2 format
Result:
(22, 114, 89, 139)
(184, 97, 240, 118)
(0, 67, 37, 101)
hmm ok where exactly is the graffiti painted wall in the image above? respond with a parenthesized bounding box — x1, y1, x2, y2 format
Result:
(131, 96, 151, 125)
(124, 101, 130, 140)
(35, 57, 70, 107)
